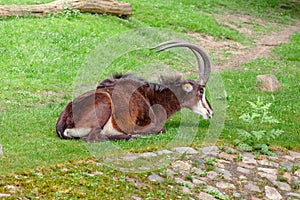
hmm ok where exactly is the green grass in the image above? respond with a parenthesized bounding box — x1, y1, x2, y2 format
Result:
(0, 0, 300, 198)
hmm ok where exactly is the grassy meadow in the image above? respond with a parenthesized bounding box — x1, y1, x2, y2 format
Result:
(0, 0, 299, 197)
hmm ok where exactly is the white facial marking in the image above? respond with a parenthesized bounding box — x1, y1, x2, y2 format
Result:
(191, 89, 213, 119)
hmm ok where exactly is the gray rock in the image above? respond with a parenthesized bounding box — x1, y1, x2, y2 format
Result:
(258, 172, 277, 182)
(242, 152, 255, 159)
(182, 187, 191, 194)
(265, 186, 282, 200)
(295, 169, 300, 177)
(122, 155, 139, 161)
(258, 159, 279, 168)
(286, 192, 300, 199)
(171, 160, 192, 172)
(202, 146, 219, 156)
(237, 167, 251, 174)
(139, 152, 157, 158)
(197, 192, 217, 200)
(217, 168, 232, 180)
(174, 177, 194, 188)
(207, 171, 218, 180)
(257, 167, 277, 174)
(255, 74, 281, 92)
(192, 178, 206, 185)
(274, 181, 291, 191)
(225, 147, 238, 154)
(0, 193, 11, 197)
(280, 161, 294, 171)
(233, 193, 243, 199)
(156, 149, 173, 155)
(216, 181, 236, 189)
(148, 173, 165, 183)
(242, 157, 257, 165)
(289, 151, 300, 159)
(218, 152, 235, 161)
(0, 144, 3, 156)
(172, 147, 198, 155)
(245, 182, 260, 192)
(132, 196, 142, 200)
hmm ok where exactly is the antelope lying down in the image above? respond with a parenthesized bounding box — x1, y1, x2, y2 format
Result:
(56, 40, 213, 142)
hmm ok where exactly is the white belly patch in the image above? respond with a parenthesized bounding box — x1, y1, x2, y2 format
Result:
(102, 117, 124, 136)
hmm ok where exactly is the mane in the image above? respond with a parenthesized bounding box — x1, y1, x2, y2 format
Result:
(159, 74, 183, 85)
(97, 73, 171, 93)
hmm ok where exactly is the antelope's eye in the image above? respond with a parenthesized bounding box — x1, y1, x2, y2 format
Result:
(199, 88, 204, 94)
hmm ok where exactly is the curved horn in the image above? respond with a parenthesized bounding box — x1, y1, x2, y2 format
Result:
(151, 40, 211, 85)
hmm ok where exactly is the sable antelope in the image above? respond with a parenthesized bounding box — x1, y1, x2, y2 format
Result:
(56, 40, 213, 142)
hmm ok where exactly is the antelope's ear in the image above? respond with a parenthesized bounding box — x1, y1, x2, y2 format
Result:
(182, 83, 193, 93)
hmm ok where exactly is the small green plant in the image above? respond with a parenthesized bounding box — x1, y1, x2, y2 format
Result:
(205, 157, 217, 171)
(234, 98, 284, 156)
(205, 189, 230, 200)
(61, 6, 81, 18)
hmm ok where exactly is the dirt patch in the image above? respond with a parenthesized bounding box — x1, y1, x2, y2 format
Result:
(189, 15, 300, 72)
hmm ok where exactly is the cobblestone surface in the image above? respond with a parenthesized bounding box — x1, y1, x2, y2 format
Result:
(105, 146, 300, 200)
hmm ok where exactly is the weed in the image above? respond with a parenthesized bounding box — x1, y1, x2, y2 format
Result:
(205, 189, 230, 200)
(234, 98, 284, 155)
(205, 157, 217, 171)
(278, 176, 288, 183)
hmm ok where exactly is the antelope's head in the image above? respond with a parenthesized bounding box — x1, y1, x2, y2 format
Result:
(151, 40, 213, 119)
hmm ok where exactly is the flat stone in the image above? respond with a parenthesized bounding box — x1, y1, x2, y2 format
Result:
(202, 146, 219, 156)
(239, 175, 247, 180)
(283, 155, 295, 161)
(216, 181, 236, 189)
(237, 167, 251, 174)
(243, 152, 256, 159)
(217, 168, 232, 180)
(274, 181, 291, 191)
(258, 172, 277, 182)
(283, 172, 292, 184)
(286, 192, 300, 199)
(280, 161, 294, 171)
(258, 160, 279, 168)
(174, 177, 194, 188)
(156, 149, 173, 155)
(197, 192, 217, 200)
(245, 182, 260, 192)
(139, 152, 157, 158)
(265, 186, 282, 200)
(242, 157, 257, 165)
(122, 155, 139, 161)
(289, 151, 300, 159)
(225, 147, 238, 154)
(207, 171, 218, 180)
(0, 193, 11, 197)
(257, 167, 277, 174)
(233, 193, 243, 199)
(166, 169, 175, 178)
(218, 152, 235, 161)
(132, 196, 142, 200)
(0, 144, 3, 156)
(238, 162, 256, 169)
(148, 173, 165, 183)
(192, 178, 206, 185)
(182, 187, 191, 194)
(171, 160, 192, 172)
(294, 169, 300, 177)
(172, 147, 198, 155)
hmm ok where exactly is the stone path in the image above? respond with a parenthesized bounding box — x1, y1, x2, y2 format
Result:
(105, 146, 300, 200)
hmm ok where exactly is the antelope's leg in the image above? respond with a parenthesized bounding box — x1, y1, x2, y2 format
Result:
(84, 127, 132, 142)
